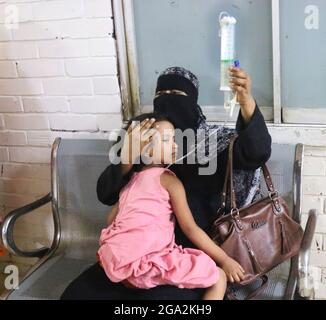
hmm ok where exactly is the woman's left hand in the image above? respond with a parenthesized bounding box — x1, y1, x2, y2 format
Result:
(229, 66, 256, 124)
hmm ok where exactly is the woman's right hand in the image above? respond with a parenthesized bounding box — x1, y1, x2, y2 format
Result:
(121, 118, 156, 174)
(220, 256, 245, 283)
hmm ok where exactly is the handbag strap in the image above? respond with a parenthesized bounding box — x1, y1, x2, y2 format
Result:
(219, 134, 277, 214)
(221, 134, 238, 211)
(261, 164, 276, 193)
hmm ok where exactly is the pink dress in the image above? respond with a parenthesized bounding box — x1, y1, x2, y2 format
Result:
(97, 167, 219, 289)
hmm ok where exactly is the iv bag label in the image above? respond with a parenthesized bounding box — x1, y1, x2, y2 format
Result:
(220, 26, 235, 60)
(220, 60, 233, 90)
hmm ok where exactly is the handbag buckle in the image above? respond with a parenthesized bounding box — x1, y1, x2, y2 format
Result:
(231, 208, 243, 230)
(269, 190, 282, 213)
(269, 190, 279, 201)
(231, 208, 240, 218)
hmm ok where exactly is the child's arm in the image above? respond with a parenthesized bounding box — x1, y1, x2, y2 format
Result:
(161, 172, 245, 283)
(107, 202, 119, 226)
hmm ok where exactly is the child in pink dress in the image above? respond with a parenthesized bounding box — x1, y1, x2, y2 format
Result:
(97, 114, 245, 300)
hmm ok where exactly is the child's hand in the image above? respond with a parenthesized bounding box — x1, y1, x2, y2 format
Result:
(220, 256, 245, 283)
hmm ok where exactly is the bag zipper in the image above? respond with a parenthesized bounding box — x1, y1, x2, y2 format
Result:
(279, 219, 291, 255)
(243, 238, 262, 274)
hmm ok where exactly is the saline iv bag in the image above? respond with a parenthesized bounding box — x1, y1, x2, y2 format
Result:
(219, 12, 238, 117)
(167, 13, 239, 169)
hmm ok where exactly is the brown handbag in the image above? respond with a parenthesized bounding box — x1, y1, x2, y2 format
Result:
(210, 134, 304, 299)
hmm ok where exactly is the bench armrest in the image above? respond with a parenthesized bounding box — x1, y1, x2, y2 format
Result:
(1, 193, 52, 258)
(298, 209, 317, 299)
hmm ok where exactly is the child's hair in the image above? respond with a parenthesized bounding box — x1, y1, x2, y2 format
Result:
(117, 111, 175, 178)
(123, 112, 174, 134)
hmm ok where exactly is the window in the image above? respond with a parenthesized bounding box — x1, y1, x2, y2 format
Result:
(280, 0, 326, 124)
(113, 0, 326, 125)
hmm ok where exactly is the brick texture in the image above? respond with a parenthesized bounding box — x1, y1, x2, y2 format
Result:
(301, 146, 326, 299)
(0, 1, 122, 273)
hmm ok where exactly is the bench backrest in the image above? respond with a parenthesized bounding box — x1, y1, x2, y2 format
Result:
(55, 138, 114, 260)
(53, 139, 300, 261)
(260, 143, 297, 216)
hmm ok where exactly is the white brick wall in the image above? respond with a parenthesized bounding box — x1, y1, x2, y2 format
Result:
(0, 0, 122, 274)
(0, 96, 23, 113)
(0, 114, 4, 128)
(301, 145, 326, 299)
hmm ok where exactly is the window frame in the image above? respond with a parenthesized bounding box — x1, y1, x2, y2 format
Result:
(113, 0, 326, 127)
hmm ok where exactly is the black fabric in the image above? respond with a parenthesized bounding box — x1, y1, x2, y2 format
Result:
(155, 74, 199, 101)
(61, 262, 205, 300)
(153, 73, 201, 131)
(154, 94, 201, 131)
(233, 103, 272, 169)
(61, 105, 271, 300)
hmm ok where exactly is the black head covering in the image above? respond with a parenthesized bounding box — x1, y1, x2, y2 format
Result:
(153, 67, 206, 131)
(152, 67, 262, 213)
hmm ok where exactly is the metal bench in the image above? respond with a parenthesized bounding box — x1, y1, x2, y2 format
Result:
(0, 138, 317, 300)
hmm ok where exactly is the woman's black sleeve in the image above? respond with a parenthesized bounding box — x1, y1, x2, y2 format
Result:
(96, 162, 124, 206)
(232, 103, 272, 170)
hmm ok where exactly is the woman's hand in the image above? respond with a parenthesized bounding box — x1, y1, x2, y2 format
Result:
(221, 256, 245, 283)
(229, 66, 256, 124)
(121, 118, 156, 174)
